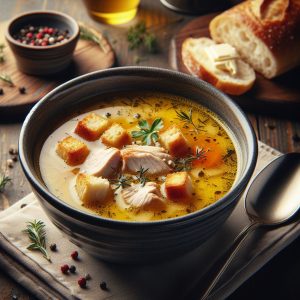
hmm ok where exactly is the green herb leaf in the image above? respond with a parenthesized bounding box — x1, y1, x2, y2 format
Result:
(79, 24, 106, 52)
(174, 147, 207, 171)
(0, 175, 11, 193)
(0, 73, 14, 86)
(23, 220, 51, 262)
(175, 108, 201, 133)
(110, 175, 132, 190)
(131, 118, 163, 145)
(136, 166, 149, 187)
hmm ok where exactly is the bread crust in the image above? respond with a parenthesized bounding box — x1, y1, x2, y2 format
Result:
(210, 0, 300, 77)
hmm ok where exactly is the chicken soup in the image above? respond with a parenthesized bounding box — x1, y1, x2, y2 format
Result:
(40, 91, 238, 221)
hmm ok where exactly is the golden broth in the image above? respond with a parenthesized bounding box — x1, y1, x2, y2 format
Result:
(40, 92, 237, 221)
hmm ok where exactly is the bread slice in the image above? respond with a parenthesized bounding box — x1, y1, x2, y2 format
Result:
(182, 37, 256, 95)
(209, 0, 300, 79)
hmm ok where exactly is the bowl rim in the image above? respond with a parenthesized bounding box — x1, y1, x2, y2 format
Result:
(19, 66, 258, 227)
(5, 10, 80, 50)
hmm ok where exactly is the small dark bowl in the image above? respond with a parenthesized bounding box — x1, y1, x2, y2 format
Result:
(5, 11, 79, 75)
(19, 67, 257, 263)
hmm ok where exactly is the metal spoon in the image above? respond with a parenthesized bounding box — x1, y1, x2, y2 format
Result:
(201, 152, 300, 300)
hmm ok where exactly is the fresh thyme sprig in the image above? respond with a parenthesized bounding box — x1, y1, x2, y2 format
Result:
(136, 166, 149, 187)
(174, 147, 207, 171)
(127, 21, 157, 53)
(79, 23, 107, 53)
(131, 118, 163, 145)
(110, 174, 131, 190)
(0, 73, 14, 86)
(0, 174, 11, 193)
(175, 109, 200, 133)
(23, 220, 51, 262)
(0, 44, 5, 63)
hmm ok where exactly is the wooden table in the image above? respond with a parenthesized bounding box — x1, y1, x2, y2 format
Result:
(1, 0, 300, 299)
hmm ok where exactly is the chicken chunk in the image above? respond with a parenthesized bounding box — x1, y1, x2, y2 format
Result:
(121, 145, 173, 176)
(160, 125, 190, 157)
(121, 182, 166, 211)
(56, 136, 90, 166)
(76, 173, 111, 206)
(165, 172, 193, 203)
(80, 147, 121, 178)
(101, 123, 131, 148)
(75, 113, 110, 141)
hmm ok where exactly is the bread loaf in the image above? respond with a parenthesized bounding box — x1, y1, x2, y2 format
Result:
(209, 0, 300, 78)
(182, 37, 256, 95)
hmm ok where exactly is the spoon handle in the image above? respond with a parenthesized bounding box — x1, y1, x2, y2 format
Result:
(200, 221, 259, 300)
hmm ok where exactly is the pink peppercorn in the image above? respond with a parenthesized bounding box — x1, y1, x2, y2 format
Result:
(61, 264, 69, 274)
(26, 32, 33, 38)
(71, 250, 79, 260)
(36, 32, 43, 39)
(78, 277, 86, 288)
(47, 27, 54, 34)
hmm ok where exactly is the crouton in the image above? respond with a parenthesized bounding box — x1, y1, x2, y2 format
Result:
(76, 173, 111, 207)
(75, 113, 110, 141)
(160, 126, 190, 157)
(165, 172, 193, 203)
(101, 123, 131, 148)
(56, 136, 90, 166)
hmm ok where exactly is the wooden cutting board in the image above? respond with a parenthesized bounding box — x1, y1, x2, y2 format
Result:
(170, 13, 300, 115)
(0, 22, 115, 120)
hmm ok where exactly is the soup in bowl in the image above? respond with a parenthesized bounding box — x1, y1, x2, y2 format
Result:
(19, 67, 257, 263)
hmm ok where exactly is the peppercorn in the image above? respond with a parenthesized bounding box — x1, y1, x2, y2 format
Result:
(71, 250, 78, 260)
(105, 112, 111, 118)
(7, 159, 14, 168)
(60, 264, 69, 274)
(50, 243, 57, 251)
(9, 145, 18, 155)
(85, 273, 91, 280)
(19, 87, 26, 94)
(0, 88, 3, 95)
(78, 277, 86, 288)
(69, 265, 76, 273)
(12, 155, 18, 162)
(20, 203, 27, 209)
(100, 281, 108, 291)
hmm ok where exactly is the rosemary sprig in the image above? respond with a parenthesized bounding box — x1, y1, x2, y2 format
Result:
(110, 174, 131, 190)
(79, 23, 106, 53)
(135, 166, 149, 187)
(23, 220, 51, 262)
(0, 174, 11, 193)
(131, 118, 163, 145)
(0, 44, 5, 63)
(127, 21, 157, 53)
(175, 109, 200, 133)
(0, 73, 14, 86)
(174, 147, 207, 171)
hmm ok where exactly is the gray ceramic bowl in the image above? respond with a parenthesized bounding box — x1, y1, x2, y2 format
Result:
(19, 67, 257, 263)
(5, 11, 79, 75)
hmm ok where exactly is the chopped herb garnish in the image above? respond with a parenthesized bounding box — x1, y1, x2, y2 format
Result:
(174, 147, 207, 171)
(136, 166, 149, 187)
(0, 174, 11, 193)
(131, 118, 163, 145)
(175, 109, 201, 133)
(110, 174, 131, 190)
(127, 21, 157, 53)
(0, 73, 14, 86)
(23, 219, 51, 262)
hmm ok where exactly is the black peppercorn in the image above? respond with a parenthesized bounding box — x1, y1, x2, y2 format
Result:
(100, 281, 108, 291)
(50, 243, 57, 251)
(19, 87, 26, 94)
(0, 88, 3, 95)
(69, 265, 76, 273)
(85, 273, 91, 280)
(20, 203, 27, 209)
(105, 112, 111, 118)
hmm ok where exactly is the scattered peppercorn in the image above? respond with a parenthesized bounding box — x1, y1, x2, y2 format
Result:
(7, 159, 14, 168)
(19, 86, 26, 94)
(20, 203, 27, 209)
(60, 264, 69, 274)
(100, 281, 108, 291)
(69, 265, 76, 273)
(0, 88, 3, 95)
(9, 145, 18, 155)
(12, 155, 18, 162)
(50, 243, 57, 251)
(105, 112, 111, 118)
(71, 250, 79, 260)
(78, 277, 87, 288)
(85, 273, 91, 280)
